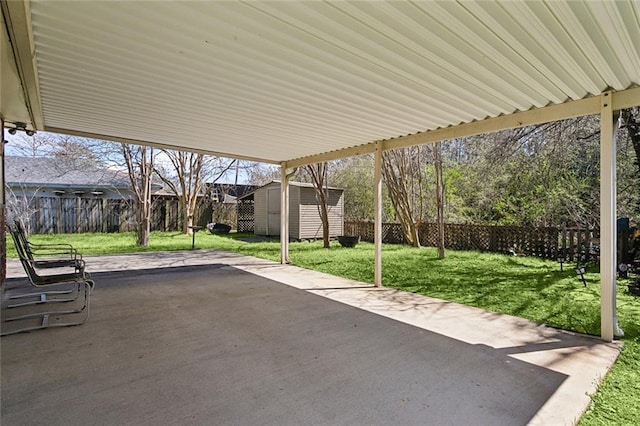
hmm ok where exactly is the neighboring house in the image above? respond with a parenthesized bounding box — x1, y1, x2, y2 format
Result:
(5, 156, 165, 233)
(5, 155, 138, 199)
(239, 181, 344, 240)
(206, 183, 259, 204)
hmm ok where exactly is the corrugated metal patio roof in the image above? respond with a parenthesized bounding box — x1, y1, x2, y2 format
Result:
(2, 1, 640, 165)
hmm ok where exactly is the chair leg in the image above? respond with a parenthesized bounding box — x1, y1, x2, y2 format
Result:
(1, 282, 91, 336)
(4, 283, 82, 308)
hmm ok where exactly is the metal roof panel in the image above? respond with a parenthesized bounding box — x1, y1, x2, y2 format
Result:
(2, 1, 638, 164)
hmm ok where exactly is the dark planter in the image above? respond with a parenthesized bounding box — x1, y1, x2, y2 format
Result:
(338, 235, 360, 248)
(207, 223, 232, 234)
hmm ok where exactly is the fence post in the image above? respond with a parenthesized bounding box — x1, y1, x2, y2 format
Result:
(489, 226, 496, 252)
(102, 199, 107, 232)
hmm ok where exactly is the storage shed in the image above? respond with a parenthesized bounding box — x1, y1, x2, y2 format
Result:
(241, 181, 343, 240)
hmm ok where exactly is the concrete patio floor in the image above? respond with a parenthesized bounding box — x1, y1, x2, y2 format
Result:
(2, 250, 620, 425)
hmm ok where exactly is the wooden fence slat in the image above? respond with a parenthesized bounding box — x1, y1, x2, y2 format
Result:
(17, 196, 188, 234)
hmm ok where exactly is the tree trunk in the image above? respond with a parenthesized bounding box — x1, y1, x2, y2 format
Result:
(433, 142, 446, 259)
(122, 144, 154, 247)
(136, 188, 151, 246)
(180, 199, 191, 235)
(319, 191, 330, 248)
(186, 213, 194, 235)
(138, 167, 152, 246)
(305, 163, 331, 248)
(137, 211, 150, 246)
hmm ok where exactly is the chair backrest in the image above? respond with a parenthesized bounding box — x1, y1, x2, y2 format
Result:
(14, 219, 28, 238)
(13, 220, 36, 262)
(8, 224, 39, 283)
(9, 222, 89, 289)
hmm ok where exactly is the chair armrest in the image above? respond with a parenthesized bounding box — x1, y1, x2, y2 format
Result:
(22, 257, 88, 286)
(28, 241, 75, 249)
(28, 243, 83, 260)
(33, 257, 86, 272)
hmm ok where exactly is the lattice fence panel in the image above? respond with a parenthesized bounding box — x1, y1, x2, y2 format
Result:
(345, 220, 578, 260)
(237, 201, 255, 233)
(383, 223, 405, 244)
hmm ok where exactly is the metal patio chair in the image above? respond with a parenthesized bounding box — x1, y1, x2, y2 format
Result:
(2, 224, 94, 336)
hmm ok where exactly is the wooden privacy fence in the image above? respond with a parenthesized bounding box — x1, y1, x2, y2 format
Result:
(344, 220, 599, 261)
(12, 196, 212, 234)
(19, 197, 135, 234)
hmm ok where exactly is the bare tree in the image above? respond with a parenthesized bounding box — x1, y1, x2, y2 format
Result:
(305, 163, 331, 248)
(5, 132, 55, 157)
(6, 132, 110, 162)
(382, 147, 426, 247)
(5, 184, 40, 233)
(122, 144, 154, 246)
(246, 162, 280, 186)
(52, 138, 101, 170)
(155, 151, 236, 234)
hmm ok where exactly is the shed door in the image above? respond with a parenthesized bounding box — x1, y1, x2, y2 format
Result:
(267, 188, 280, 236)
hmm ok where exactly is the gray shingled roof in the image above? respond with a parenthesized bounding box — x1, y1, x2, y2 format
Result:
(5, 156, 132, 190)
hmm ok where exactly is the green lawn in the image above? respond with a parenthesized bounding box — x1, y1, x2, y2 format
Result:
(5, 231, 640, 424)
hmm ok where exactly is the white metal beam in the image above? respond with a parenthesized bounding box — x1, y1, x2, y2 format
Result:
(374, 142, 383, 287)
(286, 143, 376, 169)
(599, 91, 623, 342)
(382, 97, 601, 152)
(44, 126, 281, 164)
(285, 87, 640, 169)
(280, 164, 289, 264)
(285, 95, 600, 168)
(1, 0, 43, 130)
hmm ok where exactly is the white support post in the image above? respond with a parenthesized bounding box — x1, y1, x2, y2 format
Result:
(374, 142, 383, 287)
(280, 164, 289, 264)
(599, 92, 623, 341)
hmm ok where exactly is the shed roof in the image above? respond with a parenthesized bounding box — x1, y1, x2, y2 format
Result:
(239, 180, 343, 201)
(2, 1, 640, 165)
(207, 183, 260, 199)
